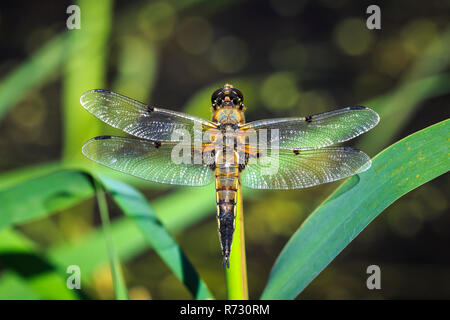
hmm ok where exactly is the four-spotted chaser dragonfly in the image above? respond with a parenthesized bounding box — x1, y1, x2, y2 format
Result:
(81, 84, 380, 268)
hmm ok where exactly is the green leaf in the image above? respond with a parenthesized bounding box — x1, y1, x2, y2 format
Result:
(261, 119, 449, 300)
(44, 184, 217, 297)
(0, 166, 215, 281)
(0, 170, 214, 299)
(0, 170, 94, 231)
(98, 175, 214, 300)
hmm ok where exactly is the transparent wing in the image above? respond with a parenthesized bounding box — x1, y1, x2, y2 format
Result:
(81, 89, 218, 142)
(239, 107, 379, 149)
(82, 136, 214, 186)
(240, 147, 371, 189)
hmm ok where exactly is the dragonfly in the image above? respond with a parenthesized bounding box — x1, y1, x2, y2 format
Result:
(81, 84, 380, 268)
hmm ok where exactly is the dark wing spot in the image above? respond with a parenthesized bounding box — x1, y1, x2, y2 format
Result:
(94, 135, 112, 140)
(147, 105, 154, 112)
(305, 115, 312, 122)
(348, 106, 366, 110)
(93, 89, 112, 94)
(256, 152, 261, 158)
(344, 146, 360, 152)
(293, 149, 300, 155)
(154, 141, 161, 148)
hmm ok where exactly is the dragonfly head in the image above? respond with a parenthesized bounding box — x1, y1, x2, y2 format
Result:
(211, 84, 245, 110)
(211, 84, 246, 124)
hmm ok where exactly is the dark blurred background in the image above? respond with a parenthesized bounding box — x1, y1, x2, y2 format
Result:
(0, 0, 448, 299)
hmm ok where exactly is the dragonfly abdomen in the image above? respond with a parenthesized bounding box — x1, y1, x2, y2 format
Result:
(215, 151, 239, 268)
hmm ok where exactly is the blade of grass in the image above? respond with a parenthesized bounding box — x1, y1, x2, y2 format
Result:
(225, 185, 249, 300)
(0, 168, 214, 273)
(0, 172, 215, 299)
(94, 178, 128, 300)
(46, 184, 216, 281)
(98, 174, 214, 300)
(261, 119, 449, 299)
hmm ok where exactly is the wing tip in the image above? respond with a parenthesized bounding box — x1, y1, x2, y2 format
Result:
(358, 158, 372, 173)
(340, 146, 373, 173)
(348, 105, 381, 127)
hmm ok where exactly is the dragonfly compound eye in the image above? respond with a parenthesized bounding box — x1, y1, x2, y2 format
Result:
(231, 88, 243, 100)
(227, 88, 242, 106)
(211, 88, 223, 104)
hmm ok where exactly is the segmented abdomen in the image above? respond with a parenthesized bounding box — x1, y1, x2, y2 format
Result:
(215, 150, 239, 268)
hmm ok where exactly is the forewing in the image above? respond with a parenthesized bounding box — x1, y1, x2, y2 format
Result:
(82, 136, 214, 186)
(240, 147, 371, 189)
(240, 107, 379, 149)
(81, 89, 218, 142)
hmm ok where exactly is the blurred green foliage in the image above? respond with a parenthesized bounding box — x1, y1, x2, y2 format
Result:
(0, 0, 448, 299)
(262, 120, 449, 299)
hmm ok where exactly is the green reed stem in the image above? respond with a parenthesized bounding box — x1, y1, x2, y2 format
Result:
(94, 178, 129, 300)
(225, 184, 249, 300)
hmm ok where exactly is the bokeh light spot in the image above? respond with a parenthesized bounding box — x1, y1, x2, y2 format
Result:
(373, 39, 410, 77)
(138, 2, 176, 42)
(260, 72, 300, 111)
(387, 208, 423, 238)
(269, 38, 307, 70)
(298, 90, 335, 114)
(402, 19, 438, 56)
(209, 36, 249, 73)
(176, 16, 213, 55)
(334, 18, 375, 56)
